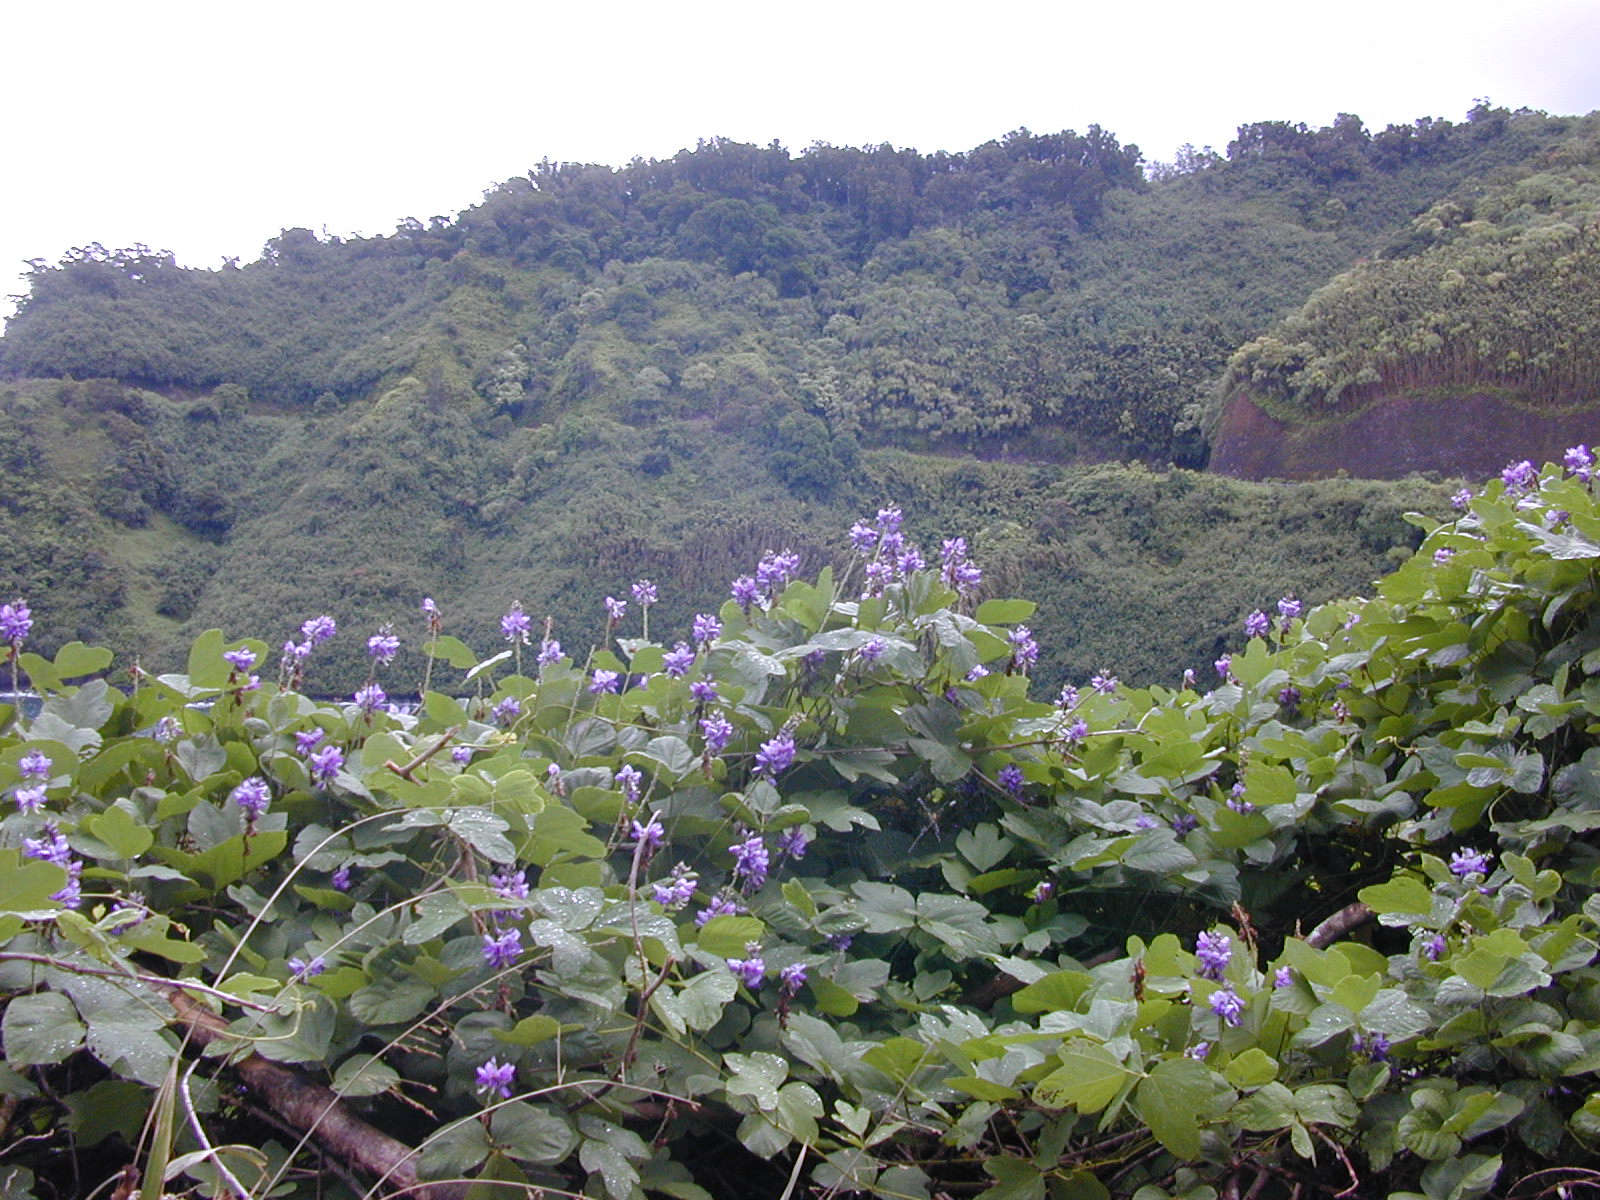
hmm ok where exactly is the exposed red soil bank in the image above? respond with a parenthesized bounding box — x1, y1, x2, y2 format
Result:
(1210, 391, 1600, 481)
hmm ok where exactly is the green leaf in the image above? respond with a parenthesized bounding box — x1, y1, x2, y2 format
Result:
(1136, 1057, 1211, 1160)
(1359, 875, 1435, 918)
(1233, 1081, 1296, 1131)
(347, 978, 436, 1026)
(331, 1054, 400, 1098)
(186, 630, 230, 689)
(975, 599, 1037, 625)
(695, 915, 765, 957)
(1223, 1048, 1279, 1088)
(1033, 1044, 1138, 1113)
(976, 1155, 1045, 1200)
(427, 635, 481, 669)
(495, 1015, 562, 1046)
(492, 1103, 578, 1164)
(418, 1118, 491, 1179)
(85, 804, 155, 860)
(53, 642, 113, 680)
(2, 992, 85, 1066)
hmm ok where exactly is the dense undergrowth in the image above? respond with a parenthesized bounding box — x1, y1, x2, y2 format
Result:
(4, 453, 1600, 1200)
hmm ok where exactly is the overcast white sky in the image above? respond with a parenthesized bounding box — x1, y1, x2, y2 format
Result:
(3, 0, 1599, 320)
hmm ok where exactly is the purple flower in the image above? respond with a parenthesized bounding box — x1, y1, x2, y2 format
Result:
(1501, 459, 1538, 494)
(615, 764, 643, 802)
(51, 865, 82, 909)
(1277, 685, 1300, 709)
(604, 595, 627, 622)
(367, 629, 400, 665)
(289, 955, 326, 979)
(1244, 609, 1271, 639)
(1171, 813, 1200, 836)
(690, 679, 720, 704)
(1056, 684, 1079, 710)
(1226, 782, 1255, 814)
(421, 597, 440, 619)
(727, 951, 766, 988)
(780, 962, 807, 996)
(1332, 699, 1352, 722)
(998, 763, 1025, 798)
(589, 669, 621, 694)
(224, 648, 257, 672)
(700, 712, 733, 755)
(692, 613, 722, 645)
(897, 547, 926, 574)
(862, 560, 892, 596)
(24, 824, 72, 866)
(154, 716, 182, 744)
(1450, 487, 1474, 511)
(849, 521, 879, 553)
(0, 599, 32, 645)
(1273, 967, 1294, 989)
(1449, 848, 1492, 878)
(295, 728, 325, 756)
(966, 664, 990, 681)
(1090, 672, 1118, 695)
(663, 642, 696, 678)
(491, 696, 522, 726)
(308, 744, 344, 785)
(858, 636, 886, 664)
(451, 745, 473, 766)
(1186, 1041, 1210, 1060)
(1031, 880, 1054, 902)
(1008, 627, 1040, 671)
(490, 868, 529, 902)
(13, 784, 46, 814)
(18, 751, 52, 780)
(537, 638, 562, 666)
(231, 777, 271, 821)
(755, 731, 795, 777)
(777, 828, 809, 859)
(501, 603, 532, 644)
(876, 506, 903, 534)
(476, 1058, 516, 1100)
(301, 615, 337, 647)
(630, 580, 657, 607)
(1276, 594, 1302, 622)
(695, 893, 743, 926)
(331, 865, 352, 891)
(756, 550, 801, 594)
(1065, 717, 1089, 743)
(731, 575, 762, 612)
(1565, 444, 1594, 481)
(1210, 985, 1245, 1027)
(1195, 932, 1231, 981)
(1352, 1031, 1390, 1063)
(1421, 932, 1447, 961)
(482, 928, 522, 970)
(1433, 547, 1455, 565)
(1214, 655, 1231, 679)
(1182, 668, 1197, 689)
(652, 863, 698, 909)
(354, 682, 387, 713)
(629, 813, 665, 852)
(730, 832, 770, 891)
(939, 537, 982, 595)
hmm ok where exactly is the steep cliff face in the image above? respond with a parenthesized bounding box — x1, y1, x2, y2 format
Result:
(1209, 390, 1600, 480)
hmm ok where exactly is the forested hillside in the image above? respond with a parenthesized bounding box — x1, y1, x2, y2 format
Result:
(0, 104, 1593, 689)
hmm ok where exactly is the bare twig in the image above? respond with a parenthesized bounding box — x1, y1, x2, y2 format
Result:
(1306, 902, 1374, 949)
(384, 726, 462, 781)
(0, 952, 280, 1012)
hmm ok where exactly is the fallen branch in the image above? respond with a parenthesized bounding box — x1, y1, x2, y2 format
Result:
(167, 992, 467, 1200)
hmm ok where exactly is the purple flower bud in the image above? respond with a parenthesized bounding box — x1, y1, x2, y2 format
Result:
(1186, 1041, 1210, 1060)
(366, 629, 400, 665)
(876, 506, 903, 534)
(998, 764, 1025, 798)
(692, 613, 722, 644)
(308, 744, 344, 785)
(1008, 627, 1040, 671)
(501, 603, 532, 643)
(589, 669, 621, 694)
(18, 750, 52, 780)
(1565, 444, 1594, 481)
(630, 580, 657, 607)
(1244, 609, 1271, 638)
(615, 764, 643, 802)
(0, 599, 33, 645)
(849, 521, 879, 553)
(1090, 672, 1118, 695)
(154, 716, 182, 744)
(780, 962, 807, 996)
(13, 784, 46, 814)
(731, 576, 762, 612)
(1450, 487, 1474, 511)
(1449, 848, 1492, 878)
(730, 832, 770, 891)
(755, 731, 795, 777)
(289, 954, 326, 979)
(300, 615, 337, 646)
(1501, 459, 1538, 494)
(354, 682, 387, 713)
(727, 951, 766, 988)
(1195, 932, 1231, 981)
(629, 813, 665, 852)
(777, 828, 809, 859)
(700, 711, 733, 755)
(695, 893, 743, 926)
(663, 643, 696, 678)
(231, 777, 271, 821)
(1276, 594, 1302, 622)
(24, 824, 72, 866)
(1273, 966, 1294, 988)
(1210, 985, 1245, 1027)
(295, 728, 325, 756)
(1214, 655, 1231, 679)
(491, 696, 522, 726)
(652, 863, 697, 909)
(858, 636, 886, 664)
(690, 679, 720, 704)
(604, 595, 627, 622)
(331, 865, 352, 891)
(490, 868, 529, 902)
(482, 928, 522, 970)
(1433, 547, 1455, 565)
(1421, 933, 1446, 961)
(537, 638, 562, 666)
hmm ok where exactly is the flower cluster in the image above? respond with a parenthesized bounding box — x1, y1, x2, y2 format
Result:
(939, 537, 983, 596)
(231, 777, 271, 824)
(1449, 847, 1492, 878)
(1194, 931, 1231, 981)
(280, 614, 337, 683)
(482, 928, 522, 970)
(366, 627, 400, 666)
(476, 1058, 516, 1100)
(727, 944, 766, 988)
(1008, 627, 1040, 672)
(1566, 444, 1593, 482)
(652, 863, 698, 909)
(501, 603, 532, 644)
(755, 730, 795, 778)
(0, 598, 32, 646)
(24, 821, 82, 908)
(629, 812, 665, 853)
(1501, 459, 1539, 495)
(730, 831, 770, 891)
